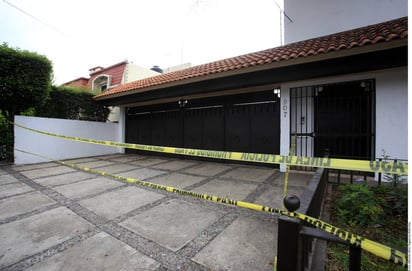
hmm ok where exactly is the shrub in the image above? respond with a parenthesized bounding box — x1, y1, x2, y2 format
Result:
(373, 186, 407, 216)
(335, 184, 386, 226)
(0, 43, 53, 161)
(0, 43, 52, 122)
(35, 86, 110, 122)
(0, 112, 13, 160)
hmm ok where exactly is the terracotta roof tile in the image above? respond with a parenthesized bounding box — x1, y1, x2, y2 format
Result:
(96, 17, 407, 99)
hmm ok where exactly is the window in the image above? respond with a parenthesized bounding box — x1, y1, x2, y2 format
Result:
(92, 74, 111, 92)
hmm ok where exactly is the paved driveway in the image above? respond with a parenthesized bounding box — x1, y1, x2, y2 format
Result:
(0, 154, 312, 270)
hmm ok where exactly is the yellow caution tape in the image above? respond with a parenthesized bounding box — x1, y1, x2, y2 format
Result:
(14, 148, 407, 268)
(282, 134, 297, 211)
(13, 122, 408, 175)
(296, 213, 407, 267)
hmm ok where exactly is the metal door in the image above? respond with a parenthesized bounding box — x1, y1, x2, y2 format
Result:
(126, 90, 280, 160)
(290, 80, 375, 161)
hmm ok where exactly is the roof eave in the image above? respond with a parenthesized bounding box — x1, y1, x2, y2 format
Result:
(94, 38, 407, 102)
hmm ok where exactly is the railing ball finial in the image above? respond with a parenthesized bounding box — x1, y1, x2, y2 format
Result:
(284, 195, 301, 212)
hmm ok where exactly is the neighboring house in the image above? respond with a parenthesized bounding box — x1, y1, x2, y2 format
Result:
(64, 61, 160, 122)
(162, 63, 192, 74)
(94, 16, 407, 174)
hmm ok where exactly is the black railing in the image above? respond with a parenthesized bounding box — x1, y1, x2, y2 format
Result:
(276, 166, 353, 271)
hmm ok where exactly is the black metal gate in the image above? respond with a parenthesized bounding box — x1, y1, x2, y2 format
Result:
(290, 79, 375, 163)
(126, 90, 280, 162)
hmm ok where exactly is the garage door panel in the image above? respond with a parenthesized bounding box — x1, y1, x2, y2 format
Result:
(164, 110, 181, 147)
(126, 117, 139, 144)
(225, 105, 250, 152)
(126, 91, 280, 160)
(202, 106, 224, 150)
(136, 113, 152, 145)
(250, 103, 279, 154)
(184, 109, 202, 149)
(151, 112, 165, 146)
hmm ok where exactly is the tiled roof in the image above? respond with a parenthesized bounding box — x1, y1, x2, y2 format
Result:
(64, 62, 128, 90)
(87, 62, 127, 89)
(63, 77, 89, 86)
(95, 17, 407, 99)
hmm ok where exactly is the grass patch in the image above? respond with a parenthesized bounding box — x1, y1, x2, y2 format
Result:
(325, 183, 408, 271)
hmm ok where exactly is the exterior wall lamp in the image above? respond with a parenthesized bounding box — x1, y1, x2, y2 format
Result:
(178, 99, 188, 108)
(274, 88, 281, 98)
(315, 86, 323, 96)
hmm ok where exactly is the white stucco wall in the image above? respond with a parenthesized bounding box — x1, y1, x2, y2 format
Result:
(279, 87, 290, 172)
(279, 68, 408, 171)
(106, 63, 160, 123)
(284, 0, 407, 44)
(375, 68, 408, 161)
(14, 116, 123, 165)
(123, 63, 160, 83)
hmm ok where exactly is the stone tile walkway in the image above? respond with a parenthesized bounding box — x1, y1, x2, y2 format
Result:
(0, 154, 312, 270)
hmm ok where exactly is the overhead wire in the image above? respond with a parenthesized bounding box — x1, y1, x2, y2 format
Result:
(2, 0, 66, 36)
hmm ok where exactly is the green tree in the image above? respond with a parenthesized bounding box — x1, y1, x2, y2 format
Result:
(0, 43, 52, 123)
(0, 43, 52, 160)
(35, 86, 110, 122)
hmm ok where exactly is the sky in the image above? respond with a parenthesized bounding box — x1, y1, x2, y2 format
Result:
(0, 0, 284, 85)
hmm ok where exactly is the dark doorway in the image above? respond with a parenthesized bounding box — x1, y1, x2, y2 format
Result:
(290, 80, 375, 161)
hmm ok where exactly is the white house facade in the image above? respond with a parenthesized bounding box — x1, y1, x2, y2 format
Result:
(95, 16, 407, 177)
(284, 0, 408, 44)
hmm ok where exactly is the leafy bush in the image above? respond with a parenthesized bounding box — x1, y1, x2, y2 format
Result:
(0, 43, 52, 122)
(335, 183, 408, 227)
(0, 43, 53, 161)
(328, 184, 407, 271)
(35, 86, 110, 122)
(373, 186, 407, 216)
(0, 112, 13, 160)
(335, 184, 386, 226)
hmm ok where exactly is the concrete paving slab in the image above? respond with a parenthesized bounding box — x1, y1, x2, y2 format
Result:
(117, 168, 166, 181)
(182, 162, 232, 177)
(273, 172, 313, 187)
(221, 166, 275, 183)
(64, 157, 98, 164)
(19, 166, 76, 179)
(0, 191, 55, 220)
(1, 154, 315, 270)
(79, 186, 165, 220)
(151, 160, 197, 171)
(0, 168, 7, 176)
(75, 160, 115, 169)
(192, 216, 277, 271)
(120, 199, 224, 251)
(53, 177, 123, 199)
(149, 173, 206, 189)
(12, 162, 58, 172)
(254, 186, 305, 210)
(33, 171, 95, 187)
(0, 182, 33, 198)
(0, 174, 20, 185)
(91, 163, 137, 174)
(25, 232, 160, 271)
(108, 155, 146, 163)
(0, 206, 94, 269)
(192, 179, 258, 201)
(129, 157, 169, 167)
(96, 154, 127, 160)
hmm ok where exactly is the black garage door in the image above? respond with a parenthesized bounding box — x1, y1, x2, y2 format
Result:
(125, 90, 280, 161)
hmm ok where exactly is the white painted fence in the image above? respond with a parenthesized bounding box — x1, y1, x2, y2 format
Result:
(14, 115, 124, 165)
